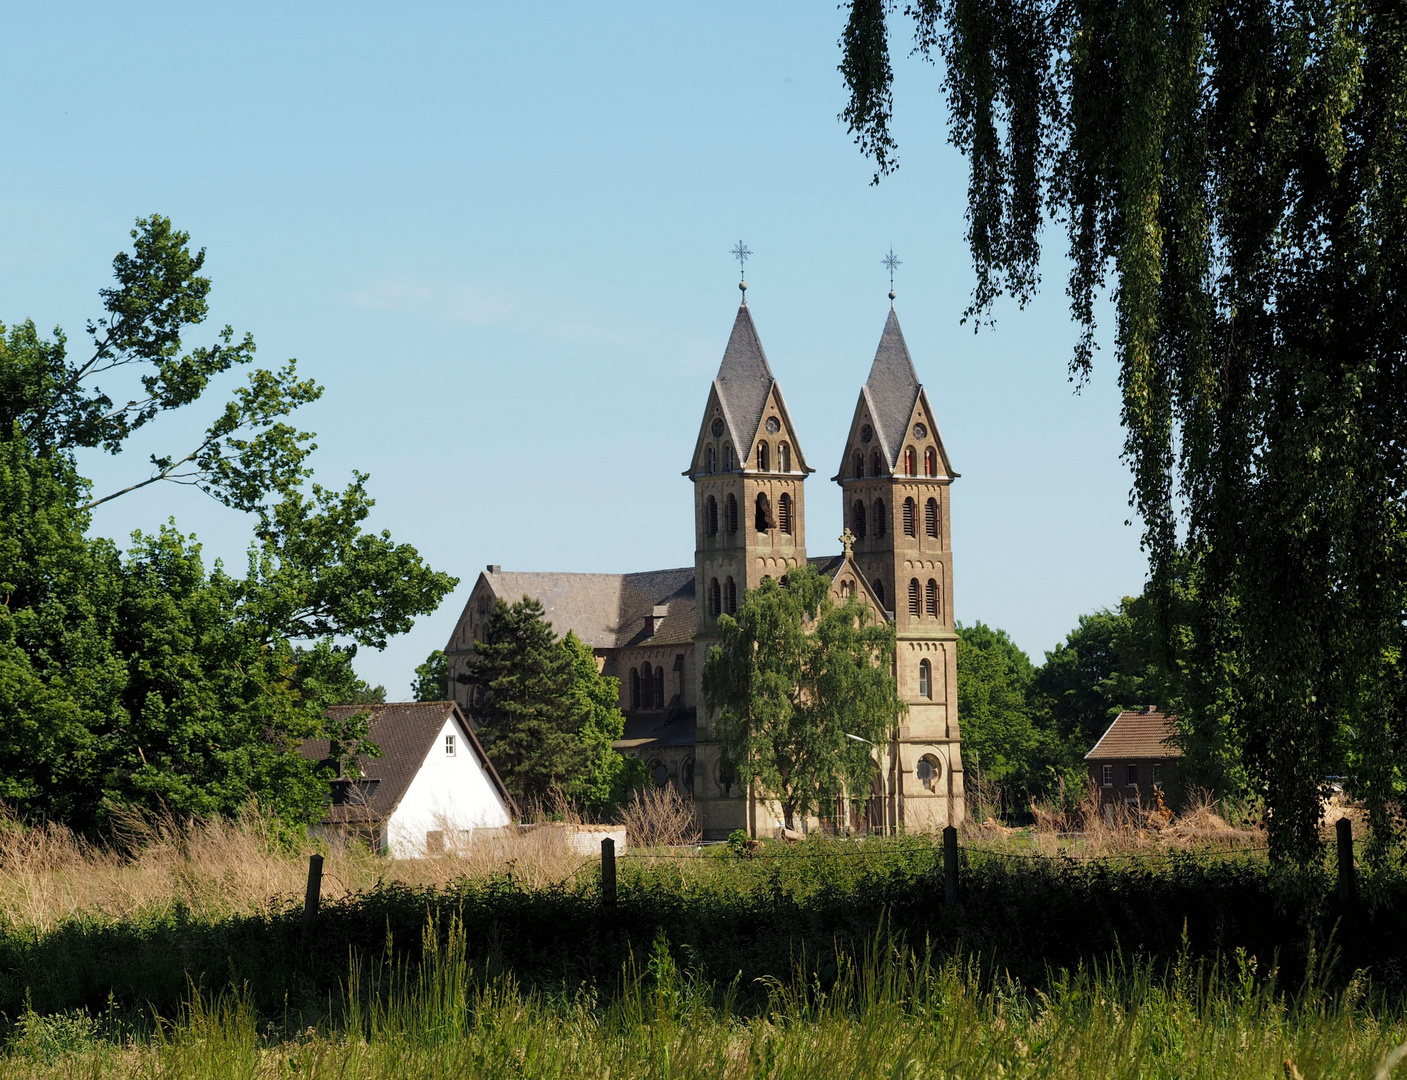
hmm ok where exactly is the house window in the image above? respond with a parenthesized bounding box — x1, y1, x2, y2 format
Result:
(780, 442, 791, 472)
(874, 498, 886, 537)
(852, 499, 867, 539)
(1152, 763, 1163, 784)
(778, 492, 792, 534)
(425, 830, 446, 857)
(904, 446, 917, 476)
(871, 451, 883, 477)
(926, 579, 939, 618)
(925, 447, 937, 477)
(908, 579, 921, 616)
(705, 445, 715, 473)
(903, 498, 917, 537)
(853, 450, 864, 478)
(445, 734, 456, 757)
(727, 494, 738, 533)
(1102, 764, 1113, 787)
(756, 441, 769, 471)
(926, 498, 939, 539)
(918, 659, 931, 699)
(1126, 764, 1139, 786)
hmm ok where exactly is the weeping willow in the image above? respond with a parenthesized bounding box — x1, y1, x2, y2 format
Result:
(841, 0, 1407, 865)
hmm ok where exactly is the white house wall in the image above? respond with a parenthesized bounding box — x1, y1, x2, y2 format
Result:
(384, 715, 512, 858)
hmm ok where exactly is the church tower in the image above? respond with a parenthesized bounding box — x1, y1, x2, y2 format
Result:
(687, 298, 813, 838)
(834, 307, 965, 830)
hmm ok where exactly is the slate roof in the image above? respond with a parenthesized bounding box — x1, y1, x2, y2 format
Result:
(864, 309, 922, 469)
(485, 567, 695, 649)
(300, 701, 512, 824)
(615, 709, 698, 752)
(714, 304, 776, 451)
(1085, 709, 1183, 761)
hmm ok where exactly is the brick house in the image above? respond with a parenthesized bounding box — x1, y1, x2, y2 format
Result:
(1084, 707, 1182, 807)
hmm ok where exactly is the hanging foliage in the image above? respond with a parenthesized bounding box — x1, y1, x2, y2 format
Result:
(840, 1, 1407, 864)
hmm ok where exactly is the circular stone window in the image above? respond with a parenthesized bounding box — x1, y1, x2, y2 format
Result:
(860, 424, 873, 444)
(913, 423, 928, 439)
(651, 761, 670, 787)
(916, 755, 942, 790)
(765, 416, 781, 434)
(712, 418, 725, 438)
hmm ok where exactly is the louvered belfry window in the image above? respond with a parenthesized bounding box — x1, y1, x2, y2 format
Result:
(908, 579, 921, 616)
(852, 500, 867, 539)
(727, 494, 738, 533)
(707, 496, 718, 536)
(778, 492, 792, 534)
(925, 579, 939, 618)
(925, 497, 939, 538)
(874, 499, 886, 537)
(903, 498, 916, 536)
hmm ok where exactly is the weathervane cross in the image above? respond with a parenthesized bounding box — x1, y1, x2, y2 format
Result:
(883, 247, 902, 304)
(730, 241, 753, 301)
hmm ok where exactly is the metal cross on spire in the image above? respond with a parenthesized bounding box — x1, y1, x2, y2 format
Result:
(882, 247, 902, 305)
(730, 240, 752, 302)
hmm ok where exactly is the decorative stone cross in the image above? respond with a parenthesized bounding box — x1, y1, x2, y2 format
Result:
(839, 528, 857, 557)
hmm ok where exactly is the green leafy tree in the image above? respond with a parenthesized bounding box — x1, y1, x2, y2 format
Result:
(702, 566, 903, 832)
(838, 2, 1407, 864)
(411, 649, 449, 702)
(561, 631, 648, 814)
(0, 216, 455, 831)
(465, 598, 583, 803)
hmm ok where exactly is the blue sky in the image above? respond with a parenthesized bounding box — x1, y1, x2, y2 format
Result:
(1, 2, 1145, 696)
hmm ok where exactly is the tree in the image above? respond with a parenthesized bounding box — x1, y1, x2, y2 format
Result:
(0, 217, 456, 831)
(701, 567, 904, 832)
(838, 3, 1407, 864)
(412, 650, 449, 702)
(560, 632, 649, 814)
(465, 598, 583, 803)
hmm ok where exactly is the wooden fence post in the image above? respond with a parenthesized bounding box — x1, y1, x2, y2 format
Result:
(302, 853, 323, 950)
(943, 825, 958, 907)
(1336, 817, 1356, 910)
(601, 837, 617, 909)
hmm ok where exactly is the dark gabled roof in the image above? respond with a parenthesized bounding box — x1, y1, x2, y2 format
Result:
(1085, 709, 1183, 761)
(864, 309, 922, 469)
(808, 553, 846, 577)
(714, 304, 776, 451)
(615, 709, 697, 751)
(483, 566, 695, 649)
(300, 701, 513, 824)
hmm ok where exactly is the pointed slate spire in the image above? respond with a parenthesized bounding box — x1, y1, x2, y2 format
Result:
(714, 303, 776, 450)
(864, 308, 922, 468)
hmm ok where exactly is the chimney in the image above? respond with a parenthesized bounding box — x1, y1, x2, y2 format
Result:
(644, 604, 669, 636)
(486, 564, 501, 573)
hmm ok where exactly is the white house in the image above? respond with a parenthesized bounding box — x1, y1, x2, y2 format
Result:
(302, 701, 515, 858)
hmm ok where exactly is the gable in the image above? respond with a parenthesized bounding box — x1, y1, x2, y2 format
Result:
(834, 387, 892, 480)
(742, 383, 812, 475)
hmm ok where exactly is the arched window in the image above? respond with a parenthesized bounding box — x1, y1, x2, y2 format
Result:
(705, 445, 715, 473)
(926, 579, 939, 618)
(724, 577, 737, 615)
(904, 446, 917, 476)
(853, 450, 864, 478)
(874, 579, 885, 608)
(709, 578, 721, 617)
(754, 492, 772, 532)
(724, 444, 735, 471)
(919, 659, 932, 699)
(903, 497, 917, 536)
(851, 499, 867, 539)
(706, 495, 718, 536)
(925, 497, 939, 538)
(630, 668, 641, 709)
(655, 667, 665, 708)
(874, 498, 886, 537)
(780, 442, 791, 472)
(727, 494, 738, 533)
(778, 492, 792, 534)
(840, 577, 855, 598)
(640, 662, 653, 706)
(925, 447, 937, 477)
(908, 579, 921, 616)
(756, 441, 769, 471)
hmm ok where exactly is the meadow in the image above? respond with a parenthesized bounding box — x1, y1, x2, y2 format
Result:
(1, 803, 1405, 1078)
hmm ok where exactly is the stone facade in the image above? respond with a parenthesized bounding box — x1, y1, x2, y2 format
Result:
(444, 300, 965, 838)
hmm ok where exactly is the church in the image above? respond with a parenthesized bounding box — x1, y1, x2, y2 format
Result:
(444, 290, 965, 839)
